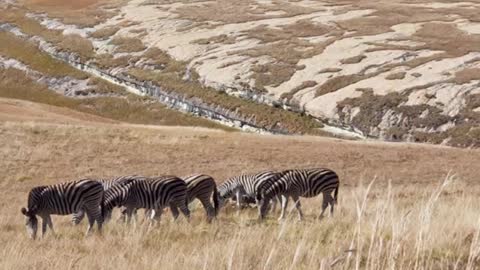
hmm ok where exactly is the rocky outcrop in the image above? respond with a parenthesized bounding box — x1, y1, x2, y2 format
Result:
(0, 23, 287, 134)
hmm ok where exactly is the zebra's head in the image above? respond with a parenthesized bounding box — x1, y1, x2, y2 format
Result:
(216, 184, 232, 209)
(20, 207, 38, 240)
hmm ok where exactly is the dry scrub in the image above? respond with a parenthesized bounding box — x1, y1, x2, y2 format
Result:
(19, 0, 126, 27)
(90, 26, 121, 40)
(0, 31, 86, 79)
(0, 68, 226, 130)
(110, 36, 147, 53)
(0, 8, 96, 61)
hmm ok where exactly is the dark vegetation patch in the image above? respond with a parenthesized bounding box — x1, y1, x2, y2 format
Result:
(281, 80, 318, 103)
(340, 55, 366, 64)
(385, 71, 406, 80)
(192, 34, 236, 45)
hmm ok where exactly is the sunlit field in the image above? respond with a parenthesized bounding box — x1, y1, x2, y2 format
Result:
(1, 99, 479, 269)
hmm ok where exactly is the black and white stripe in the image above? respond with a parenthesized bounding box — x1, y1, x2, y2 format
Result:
(183, 174, 219, 222)
(218, 171, 282, 210)
(257, 168, 339, 220)
(20, 179, 104, 239)
(103, 175, 190, 223)
(72, 175, 142, 224)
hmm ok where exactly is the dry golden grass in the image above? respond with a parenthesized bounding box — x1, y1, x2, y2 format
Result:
(57, 34, 95, 60)
(90, 26, 121, 40)
(23, 0, 104, 9)
(93, 54, 133, 69)
(316, 74, 374, 97)
(454, 68, 480, 84)
(19, 0, 125, 27)
(0, 31, 86, 79)
(1, 100, 480, 269)
(0, 68, 228, 130)
(110, 36, 147, 53)
(175, 0, 321, 24)
(0, 8, 97, 61)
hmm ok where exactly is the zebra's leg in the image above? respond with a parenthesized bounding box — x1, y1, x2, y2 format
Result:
(72, 209, 85, 225)
(96, 206, 103, 233)
(178, 200, 191, 221)
(291, 195, 304, 221)
(235, 190, 242, 210)
(325, 192, 335, 217)
(199, 197, 215, 223)
(278, 196, 289, 221)
(46, 215, 55, 235)
(125, 207, 135, 225)
(145, 209, 154, 221)
(152, 208, 162, 223)
(85, 211, 96, 235)
(319, 192, 330, 219)
(41, 215, 48, 238)
(170, 203, 180, 221)
(270, 196, 278, 213)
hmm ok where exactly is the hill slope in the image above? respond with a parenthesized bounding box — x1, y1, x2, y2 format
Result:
(1, 0, 479, 146)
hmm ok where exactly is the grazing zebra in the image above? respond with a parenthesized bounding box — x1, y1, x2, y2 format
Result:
(103, 175, 190, 223)
(217, 171, 283, 210)
(183, 174, 219, 222)
(256, 168, 339, 221)
(20, 179, 104, 239)
(72, 175, 143, 224)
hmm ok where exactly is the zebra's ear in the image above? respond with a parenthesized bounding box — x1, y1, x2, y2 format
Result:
(21, 207, 28, 216)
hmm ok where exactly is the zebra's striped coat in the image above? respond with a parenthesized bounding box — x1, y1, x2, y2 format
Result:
(72, 175, 142, 224)
(103, 176, 190, 223)
(21, 179, 104, 239)
(257, 168, 339, 220)
(218, 171, 283, 210)
(184, 174, 219, 222)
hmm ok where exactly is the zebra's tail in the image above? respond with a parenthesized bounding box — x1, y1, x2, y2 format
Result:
(213, 185, 220, 217)
(333, 185, 339, 205)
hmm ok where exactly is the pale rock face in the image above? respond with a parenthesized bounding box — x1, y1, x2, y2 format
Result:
(15, 0, 480, 145)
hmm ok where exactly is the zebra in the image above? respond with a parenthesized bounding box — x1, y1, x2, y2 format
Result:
(20, 179, 104, 239)
(256, 168, 339, 221)
(103, 175, 190, 224)
(183, 174, 219, 222)
(217, 171, 283, 211)
(72, 175, 143, 224)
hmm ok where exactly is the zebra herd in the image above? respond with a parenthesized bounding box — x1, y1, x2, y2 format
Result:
(20, 168, 339, 239)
